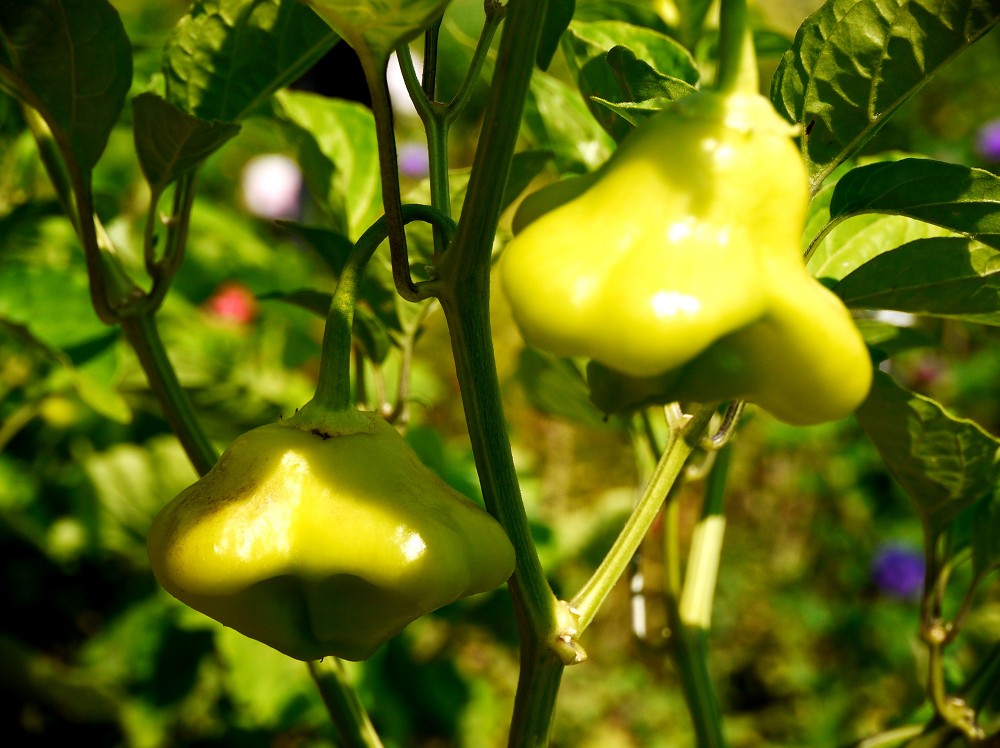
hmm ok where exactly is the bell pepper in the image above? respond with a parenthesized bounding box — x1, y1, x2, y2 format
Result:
(500, 90, 871, 425)
(147, 413, 516, 661)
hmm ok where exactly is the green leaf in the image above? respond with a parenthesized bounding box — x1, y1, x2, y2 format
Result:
(274, 220, 354, 275)
(516, 348, 611, 429)
(0, 0, 132, 172)
(502, 150, 554, 216)
(855, 370, 1000, 536)
(972, 493, 1000, 575)
(829, 159, 1000, 250)
(564, 19, 699, 140)
(301, 0, 449, 62)
(163, 0, 339, 122)
(217, 626, 325, 728)
(770, 0, 1000, 191)
(261, 288, 394, 363)
(275, 90, 381, 241)
(804, 155, 955, 281)
(835, 237, 1000, 325)
(589, 96, 674, 127)
(524, 70, 615, 173)
(855, 318, 935, 361)
(0, 262, 106, 349)
(132, 93, 240, 194)
(64, 330, 131, 424)
(538, 0, 575, 71)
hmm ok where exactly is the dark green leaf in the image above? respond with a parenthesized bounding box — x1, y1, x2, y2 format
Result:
(259, 288, 393, 363)
(275, 90, 381, 240)
(835, 237, 1000, 325)
(275, 220, 354, 275)
(855, 370, 1000, 536)
(0, 0, 132, 172)
(501, 150, 554, 216)
(605, 45, 697, 103)
(132, 93, 240, 193)
(516, 347, 611, 429)
(972, 493, 1000, 575)
(565, 19, 699, 140)
(829, 159, 1000, 250)
(573, 1, 671, 34)
(260, 287, 331, 317)
(302, 0, 448, 62)
(271, 221, 400, 334)
(770, 0, 1000, 191)
(163, 0, 339, 122)
(538, 0, 575, 71)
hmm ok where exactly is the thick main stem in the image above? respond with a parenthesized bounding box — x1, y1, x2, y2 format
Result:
(120, 314, 217, 476)
(714, 0, 749, 94)
(437, 2, 555, 741)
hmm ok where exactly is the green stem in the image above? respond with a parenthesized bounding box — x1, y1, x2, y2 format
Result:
(443, 5, 504, 124)
(119, 313, 217, 476)
(853, 724, 926, 748)
(421, 18, 441, 101)
(714, 0, 748, 94)
(308, 659, 384, 748)
(148, 172, 198, 311)
(361, 56, 429, 303)
(508, 641, 566, 747)
(311, 205, 454, 414)
(666, 607, 727, 748)
(672, 446, 731, 748)
(420, 1, 557, 742)
(571, 406, 715, 632)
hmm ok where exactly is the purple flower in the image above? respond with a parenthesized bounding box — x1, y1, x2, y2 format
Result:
(974, 119, 1000, 162)
(871, 544, 925, 600)
(398, 142, 430, 179)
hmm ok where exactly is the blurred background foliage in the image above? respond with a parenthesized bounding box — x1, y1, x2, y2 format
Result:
(0, 0, 999, 746)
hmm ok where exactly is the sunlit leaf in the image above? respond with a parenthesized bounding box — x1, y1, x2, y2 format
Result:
(564, 19, 699, 140)
(807, 209, 953, 282)
(771, 0, 1000, 191)
(524, 71, 615, 173)
(301, 0, 449, 62)
(829, 159, 1000, 250)
(275, 89, 381, 241)
(855, 370, 1000, 536)
(216, 626, 323, 727)
(164, 0, 338, 122)
(835, 237, 1000, 325)
(132, 93, 240, 194)
(0, 0, 132, 172)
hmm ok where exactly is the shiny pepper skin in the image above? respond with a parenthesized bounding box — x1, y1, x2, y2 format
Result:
(147, 415, 516, 661)
(500, 90, 872, 426)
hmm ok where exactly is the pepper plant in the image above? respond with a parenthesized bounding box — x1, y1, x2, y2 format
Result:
(1, 0, 1000, 746)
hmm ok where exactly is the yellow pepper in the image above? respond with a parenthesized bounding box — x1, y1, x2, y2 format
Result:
(147, 414, 516, 661)
(501, 90, 872, 425)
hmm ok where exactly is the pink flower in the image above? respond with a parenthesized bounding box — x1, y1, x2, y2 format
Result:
(205, 282, 258, 325)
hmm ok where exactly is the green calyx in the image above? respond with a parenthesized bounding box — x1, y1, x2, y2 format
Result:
(500, 89, 872, 426)
(147, 415, 516, 661)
